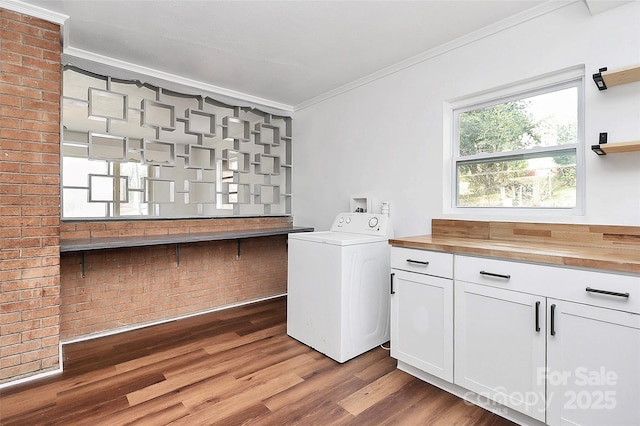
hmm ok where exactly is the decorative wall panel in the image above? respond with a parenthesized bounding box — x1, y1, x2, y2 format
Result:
(61, 67, 292, 218)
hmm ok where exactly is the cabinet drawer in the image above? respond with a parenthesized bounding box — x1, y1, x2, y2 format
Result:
(391, 247, 453, 278)
(455, 255, 640, 314)
(551, 267, 640, 314)
(455, 255, 541, 290)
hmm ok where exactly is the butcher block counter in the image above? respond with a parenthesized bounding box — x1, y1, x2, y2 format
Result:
(389, 219, 640, 274)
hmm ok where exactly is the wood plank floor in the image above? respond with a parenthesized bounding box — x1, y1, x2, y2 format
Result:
(0, 297, 515, 425)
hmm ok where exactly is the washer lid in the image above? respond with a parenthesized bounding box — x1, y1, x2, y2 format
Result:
(289, 231, 389, 246)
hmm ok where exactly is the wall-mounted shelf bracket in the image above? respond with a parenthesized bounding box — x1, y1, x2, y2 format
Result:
(593, 67, 608, 90)
(591, 132, 608, 155)
(593, 65, 640, 90)
(81, 252, 86, 278)
(592, 132, 640, 155)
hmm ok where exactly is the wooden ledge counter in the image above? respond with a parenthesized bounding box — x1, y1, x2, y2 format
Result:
(60, 226, 314, 252)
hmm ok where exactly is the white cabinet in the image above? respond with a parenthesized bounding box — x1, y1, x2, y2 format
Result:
(453, 254, 640, 425)
(455, 281, 546, 421)
(546, 299, 640, 426)
(391, 245, 640, 425)
(390, 248, 453, 381)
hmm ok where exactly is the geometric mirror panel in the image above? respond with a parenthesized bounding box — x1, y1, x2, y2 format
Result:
(186, 180, 216, 204)
(88, 174, 129, 203)
(89, 88, 128, 121)
(88, 132, 128, 162)
(185, 109, 216, 138)
(186, 145, 216, 170)
(253, 153, 280, 175)
(222, 149, 251, 173)
(145, 178, 175, 204)
(254, 184, 280, 205)
(141, 99, 175, 131)
(254, 122, 281, 146)
(221, 182, 251, 204)
(222, 116, 250, 142)
(62, 66, 292, 219)
(142, 139, 176, 166)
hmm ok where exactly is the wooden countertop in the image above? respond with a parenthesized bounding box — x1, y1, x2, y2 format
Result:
(389, 220, 640, 275)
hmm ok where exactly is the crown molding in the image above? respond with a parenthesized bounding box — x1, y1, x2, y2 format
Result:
(0, 0, 67, 24)
(3, 0, 578, 114)
(583, 0, 633, 15)
(295, 0, 579, 111)
(63, 47, 295, 115)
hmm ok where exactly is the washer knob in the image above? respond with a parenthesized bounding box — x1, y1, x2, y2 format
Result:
(368, 217, 379, 228)
(345, 217, 351, 224)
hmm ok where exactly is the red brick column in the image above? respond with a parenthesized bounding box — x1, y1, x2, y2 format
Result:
(0, 9, 62, 384)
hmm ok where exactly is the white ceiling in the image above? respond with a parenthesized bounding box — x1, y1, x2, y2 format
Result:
(6, 0, 629, 111)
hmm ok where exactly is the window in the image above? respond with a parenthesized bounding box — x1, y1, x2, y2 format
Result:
(451, 76, 583, 212)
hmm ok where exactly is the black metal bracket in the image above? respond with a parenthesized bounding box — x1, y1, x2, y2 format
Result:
(593, 67, 608, 90)
(81, 252, 86, 278)
(591, 132, 608, 155)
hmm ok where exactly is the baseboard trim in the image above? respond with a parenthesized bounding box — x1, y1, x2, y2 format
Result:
(0, 294, 286, 389)
(62, 293, 287, 345)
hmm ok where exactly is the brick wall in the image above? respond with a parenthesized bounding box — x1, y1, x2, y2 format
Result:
(59, 217, 292, 340)
(0, 7, 293, 386)
(0, 9, 62, 383)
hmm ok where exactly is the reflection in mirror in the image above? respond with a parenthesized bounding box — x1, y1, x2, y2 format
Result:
(186, 145, 215, 169)
(187, 181, 216, 204)
(89, 175, 128, 203)
(143, 140, 175, 166)
(88, 133, 128, 162)
(146, 179, 175, 204)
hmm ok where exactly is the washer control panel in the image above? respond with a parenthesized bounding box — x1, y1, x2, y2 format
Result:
(330, 213, 392, 237)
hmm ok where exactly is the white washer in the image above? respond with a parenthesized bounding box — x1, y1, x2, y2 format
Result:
(287, 213, 392, 363)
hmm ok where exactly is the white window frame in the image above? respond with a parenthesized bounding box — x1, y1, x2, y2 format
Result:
(444, 67, 585, 217)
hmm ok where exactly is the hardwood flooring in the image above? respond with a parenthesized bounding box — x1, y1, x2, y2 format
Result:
(0, 297, 515, 425)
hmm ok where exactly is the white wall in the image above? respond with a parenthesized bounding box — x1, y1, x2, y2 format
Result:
(292, 1, 640, 237)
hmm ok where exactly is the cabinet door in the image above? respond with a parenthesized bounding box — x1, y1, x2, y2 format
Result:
(455, 281, 546, 422)
(547, 299, 640, 426)
(391, 269, 453, 381)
